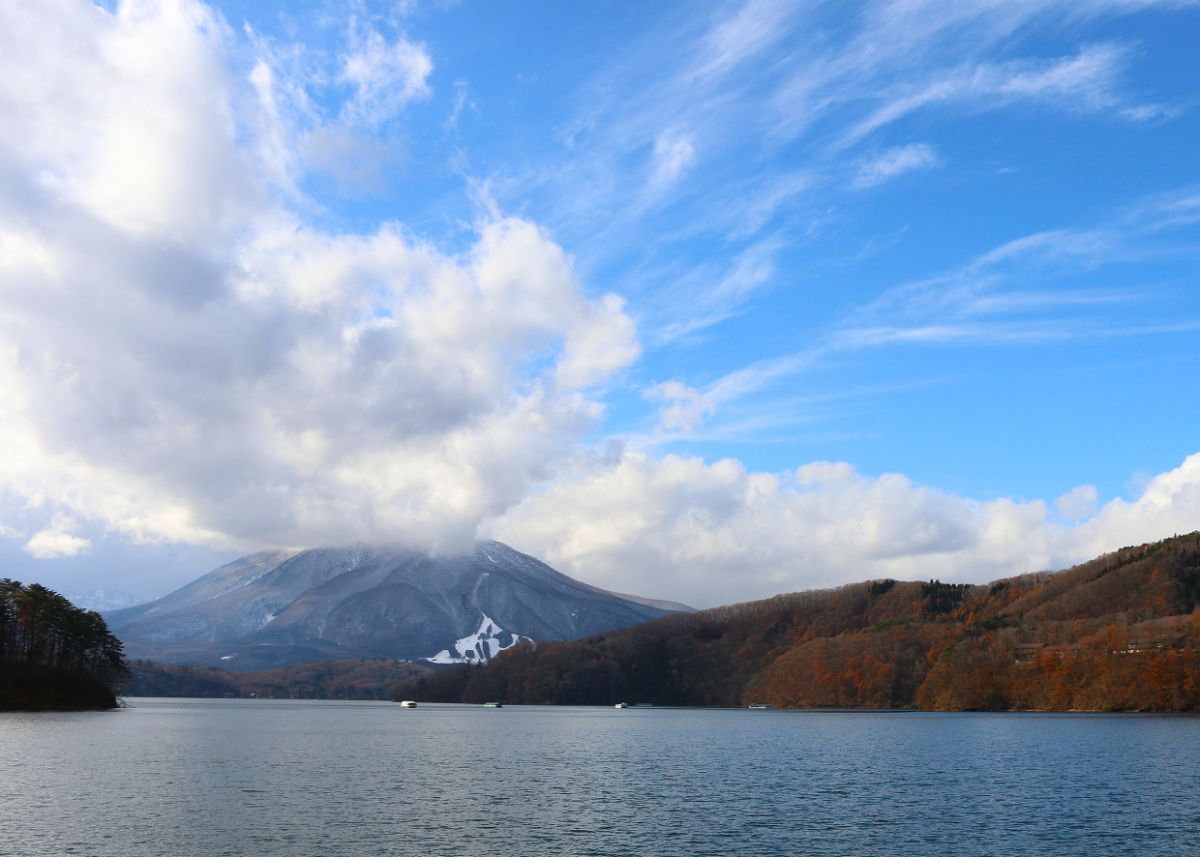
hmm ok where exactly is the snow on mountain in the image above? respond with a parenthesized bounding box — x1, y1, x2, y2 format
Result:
(426, 613, 533, 664)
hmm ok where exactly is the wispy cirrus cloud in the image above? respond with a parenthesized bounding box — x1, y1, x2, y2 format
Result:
(240, 13, 434, 195)
(841, 43, 1135, 146)
(649, 131, 697, 190)
(338, 26, 432, 126)
(484, 0, 1186, 353)
(649, 238, 784, 344)
(852, 143, 942, 188)
(641, 185, 1200, 440)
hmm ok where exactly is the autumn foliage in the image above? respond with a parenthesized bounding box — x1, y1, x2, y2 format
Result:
(410, 533, 1200, 711)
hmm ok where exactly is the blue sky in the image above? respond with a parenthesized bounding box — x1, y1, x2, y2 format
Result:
(236, 0, 1200, 499)
(0, 0, 1197, 606)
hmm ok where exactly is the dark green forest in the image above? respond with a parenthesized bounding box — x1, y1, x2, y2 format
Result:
(407, 533, 1200, 712)
(1, 580, 128, 710)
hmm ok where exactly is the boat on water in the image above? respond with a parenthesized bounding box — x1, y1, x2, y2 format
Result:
(398, 700, 417, 708)
(748, 703, 773, 710)
(483, 701, 503, 708)
(614, 702, 629, 709)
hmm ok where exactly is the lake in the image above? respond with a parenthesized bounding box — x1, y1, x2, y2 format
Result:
(2, 699, 1198, 856)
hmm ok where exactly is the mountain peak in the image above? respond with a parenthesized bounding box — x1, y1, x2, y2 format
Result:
(107, 541, 689, 669)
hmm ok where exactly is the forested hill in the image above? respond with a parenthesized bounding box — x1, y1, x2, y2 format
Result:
(1, 581, 128, 710)
(123, 657, 433, 701)
(411, 533, 1200, 711)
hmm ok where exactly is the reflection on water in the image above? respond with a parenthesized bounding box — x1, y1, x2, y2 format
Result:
(2, 699, 1198, 856)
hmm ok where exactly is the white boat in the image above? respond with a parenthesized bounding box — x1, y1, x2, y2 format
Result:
(398, 700, 417, 708)
(748, 703, 773, 710)
(614, 702, 629, 709)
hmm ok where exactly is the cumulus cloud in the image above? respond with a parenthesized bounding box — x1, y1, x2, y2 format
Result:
(0, 0, 252, 242)
(24, 517, 91, 559)
(489, 452, 1200, 607)
(1055, 484, 1099, 520)
(645, 381, 711, 432)
(0, 0, 636, 557)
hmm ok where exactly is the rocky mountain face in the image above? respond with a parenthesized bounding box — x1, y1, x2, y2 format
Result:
(106, 542, 690, 669)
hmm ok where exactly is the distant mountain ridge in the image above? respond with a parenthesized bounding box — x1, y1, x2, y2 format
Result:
(106, 541, 690, 669)
(62, 589, 144, 612)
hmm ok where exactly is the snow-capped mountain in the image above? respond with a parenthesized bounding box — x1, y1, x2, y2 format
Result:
(64, 589, 145, 612)
(106, 541, 691, 669)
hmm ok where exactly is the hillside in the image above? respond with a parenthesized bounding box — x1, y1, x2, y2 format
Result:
(410, 533, 1200, 711)
(107, 541, 690, 669)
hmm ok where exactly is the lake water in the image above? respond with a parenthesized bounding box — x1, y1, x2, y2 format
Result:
(2, 699, 1198, 856)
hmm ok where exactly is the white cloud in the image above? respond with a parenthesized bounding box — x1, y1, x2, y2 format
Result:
(299, 124, 400, 192)
(651, 131, 697, 188)
(645, 381, 712, 432)
(698, 0, 800, 77)
(0, 0, 253, 242)
(844, 43, 1132, 146)
(489, 452, 1200, 607)
(1055, 484, 1099, 520)
(24, 517, 91, 559)
(641, 350, 816, 438)
(794, 461, 857, 485)
(853, 143, 942, 189)
(649, 238, 784, 343)
(557, 293, 640, 390)
(0, 0, 636, 557)
(339, 28, 433, 125)
(241, 18, 432, 194)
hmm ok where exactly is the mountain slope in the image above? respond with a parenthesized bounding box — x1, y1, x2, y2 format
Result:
(107, 542, 689, 669)
(413, 532, 1200, 711)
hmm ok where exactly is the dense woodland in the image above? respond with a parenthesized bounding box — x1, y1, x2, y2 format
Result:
(1, 580, 127, 710)
(124, 657, 433, 700)
(408, 533, 1200, 711)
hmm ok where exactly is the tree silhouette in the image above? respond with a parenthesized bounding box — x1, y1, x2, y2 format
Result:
(1, 579, 128, 709)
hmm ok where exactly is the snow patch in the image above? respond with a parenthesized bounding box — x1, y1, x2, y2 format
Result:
(425, 613, 532, 664)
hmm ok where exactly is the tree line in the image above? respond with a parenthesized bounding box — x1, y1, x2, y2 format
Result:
(1, 580, 127, 709)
